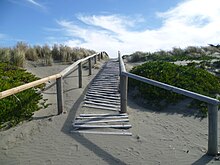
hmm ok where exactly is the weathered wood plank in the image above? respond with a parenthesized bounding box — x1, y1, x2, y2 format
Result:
(79, 113, 128, 117)
(76, 116, 128, 119)
(84, 101, 120, 108)
(73, 124, 132, 129)
(87, 92, 120, 97)
(71, 130, 132, 136)
(83, 104, 119, 111)
(0, 73, 61, 99)
(86, 94, 120, 100)
(84, 98, 120, 105)
(74, 119, 129, 124)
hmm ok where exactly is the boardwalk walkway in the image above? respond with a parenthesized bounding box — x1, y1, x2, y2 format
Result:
(72, 59, 132, 136)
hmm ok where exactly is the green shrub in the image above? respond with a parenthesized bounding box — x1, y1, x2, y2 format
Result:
(0, 63, 45, 129)
(25, 47, 38, 61)
(42, 45, 52, 66)
(128, 51, 147, 62)
(11, 49, 25, 67)
(0, 48, 11, 63)
(129, 62, 220, 115)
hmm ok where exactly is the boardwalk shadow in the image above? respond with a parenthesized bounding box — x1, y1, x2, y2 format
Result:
(191, 154, 214, 165)
(61, 62, 127, 165)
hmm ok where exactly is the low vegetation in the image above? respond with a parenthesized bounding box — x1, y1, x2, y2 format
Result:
(0, 42, 96, 67)
(126, 46, 219, 63)
(0, 42, 97, 129)
(0, 63, 46, 129)
(129, 61, 220, 116)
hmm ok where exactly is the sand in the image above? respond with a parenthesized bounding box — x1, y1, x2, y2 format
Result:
(0, 59, 219, 165)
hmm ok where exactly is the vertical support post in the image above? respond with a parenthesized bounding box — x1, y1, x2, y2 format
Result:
(118, 51, 122, 92)
(88, 58, 92, 75)
(94, 55, 97, 64)
(78, 62, 82, 88)
(56, 77, 64, 115)
(98, 53, 101, 61)
(120, 74, 128, 113)
(100, 52, 103, 59)
(207, 104, 218, 155)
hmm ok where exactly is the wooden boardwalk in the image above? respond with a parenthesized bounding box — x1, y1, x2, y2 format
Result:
(72, 59, 132, 136)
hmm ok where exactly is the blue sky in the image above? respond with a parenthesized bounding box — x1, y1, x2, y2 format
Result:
(1, 0, 220, 57)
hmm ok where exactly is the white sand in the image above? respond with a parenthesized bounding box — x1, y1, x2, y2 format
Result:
(0, 60, 219, 165)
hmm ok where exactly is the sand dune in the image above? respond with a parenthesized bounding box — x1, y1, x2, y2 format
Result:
(0, 60, 219, 165)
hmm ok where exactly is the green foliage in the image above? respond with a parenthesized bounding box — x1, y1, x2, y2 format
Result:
(42, 45, 53, 66)
(128, 51, 147, 62)
(126, 46, 217, 63)
(25, 47, 38, 61)
(11, 49, 26, 67)
(0, 42, 96, 67)
(129, 62, 220, 115)
(0, 63, 45, 129)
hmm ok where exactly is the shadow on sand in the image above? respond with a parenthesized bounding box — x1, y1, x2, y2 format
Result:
(60, 64, 127, 165)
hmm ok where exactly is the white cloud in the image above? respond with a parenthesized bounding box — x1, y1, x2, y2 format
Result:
(55, 0, 220, 57)
(26, 0, 43, 8)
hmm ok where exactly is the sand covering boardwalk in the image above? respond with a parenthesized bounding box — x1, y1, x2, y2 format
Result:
(72, 59, 132, 135)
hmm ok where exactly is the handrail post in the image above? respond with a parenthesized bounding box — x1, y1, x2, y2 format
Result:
(207, 104, 219, 155)
(56, 77, 64, 115)
(120, 74, 128, 113)
(119, 51, 128, 113)
(94, 55, 97, 64)
(78, 62, 82, 88)
(98, 53, 101, 61)
(88, 58, 92, 75)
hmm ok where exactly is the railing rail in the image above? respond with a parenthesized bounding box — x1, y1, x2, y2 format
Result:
(118, 51, 219, 156)
(0, 51, 108, 115)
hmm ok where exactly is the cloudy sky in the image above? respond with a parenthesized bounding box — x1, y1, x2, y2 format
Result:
(1, 0, 220, 57)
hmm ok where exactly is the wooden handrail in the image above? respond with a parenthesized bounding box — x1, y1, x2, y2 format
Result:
(118, 51, 219, 156)
(0, 51, 108, 115)
(0, 73, 61, 99)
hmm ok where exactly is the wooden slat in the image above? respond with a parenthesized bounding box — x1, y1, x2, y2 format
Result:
(86, 94, 120, 100)
(88, 90, 119, 95)
(74, 118, 129, 124)
(88, 88, 118, 92)
(71, 130, 132, 136)
(84, 101, 120, 108)
(84, 98, 120, 105)
(87, 92, 120, 97)
(83, 104, 119, 111)
(79, 113, 128, 117)
(73, 124, 132, 129)
(76, 116, 128, 119)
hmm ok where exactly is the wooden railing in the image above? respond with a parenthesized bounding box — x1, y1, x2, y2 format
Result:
(118, 51, 219, 156)
(0, 52, 108, 115)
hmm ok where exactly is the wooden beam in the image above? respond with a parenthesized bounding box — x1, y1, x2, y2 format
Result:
(84, 101, 120, 108)
(85, 96, 121, 103)
(76, 116, 128, 119)
(73, 124, 132, 129)
(74, 119, 129, 124)
(78, 62, 82, 88)
(88, 58, 92, 75)
(83, 104, 119, 111)
(0, 73, 61, 99)
(71, 130, 132, 136)
(84, 98, 120, 105)
(56, 77, 64, 114)
(79, 113, 128, 117)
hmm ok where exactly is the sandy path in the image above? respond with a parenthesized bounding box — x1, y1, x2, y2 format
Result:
(0, 60, 219, 165)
